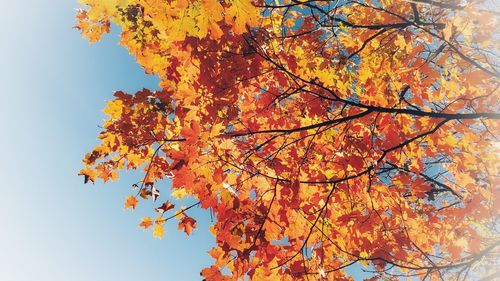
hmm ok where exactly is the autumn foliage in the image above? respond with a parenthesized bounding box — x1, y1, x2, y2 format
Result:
(76, 0, 500, 279)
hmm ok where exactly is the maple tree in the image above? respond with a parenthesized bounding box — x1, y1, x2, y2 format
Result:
(76, 0, 500, 279)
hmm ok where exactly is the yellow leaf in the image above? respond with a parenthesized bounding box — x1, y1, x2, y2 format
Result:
(358, 66, 371, 83)
(220, 189, 234, 205)
(103, 100, 123, 119)
(444, 134, 458, 146)
(172, 188, 188, 199)
(225, 0, 260, 34)
(324, 169, 335, 179)
(196, 0, 224, 39)
(153, 224, 165, 239)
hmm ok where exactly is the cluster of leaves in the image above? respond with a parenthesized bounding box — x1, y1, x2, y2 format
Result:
(77, 0, 500, 279)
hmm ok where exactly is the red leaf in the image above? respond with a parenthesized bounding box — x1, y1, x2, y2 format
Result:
(155, 200, 175, 213)
(178, 216, 197, 235)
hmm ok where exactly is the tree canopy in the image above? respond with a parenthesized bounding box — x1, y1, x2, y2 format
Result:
(76, 0, 500, 279)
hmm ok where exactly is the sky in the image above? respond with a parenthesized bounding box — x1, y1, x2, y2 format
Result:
(0, 1, 214, 280)
(0, 1, 372, 280)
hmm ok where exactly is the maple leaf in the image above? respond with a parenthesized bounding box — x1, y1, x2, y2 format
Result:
(224, 0, 259, 34)
(124, 196, 138, 210)
(171, 188, 188, 199)
(103, 99, 123, 119)
(155, 201, 175, 213)
(201, 265, 226, 280)
(153, 224, 164, 239)
(78, 167, 96, 184)
(139, 217, 153, 229)
(178, 215, 197, 236)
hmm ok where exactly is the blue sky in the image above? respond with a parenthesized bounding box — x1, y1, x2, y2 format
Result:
(0, 1, 373, 280)
(0, 1, 214, 280)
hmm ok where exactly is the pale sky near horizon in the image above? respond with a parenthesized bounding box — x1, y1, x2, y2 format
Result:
(0, 1, 215, 280)
(0, 1, 370, 280)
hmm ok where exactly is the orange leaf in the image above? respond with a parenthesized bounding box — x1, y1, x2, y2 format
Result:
(139, 217, 153, 229)
(124, 196, 138, 210)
